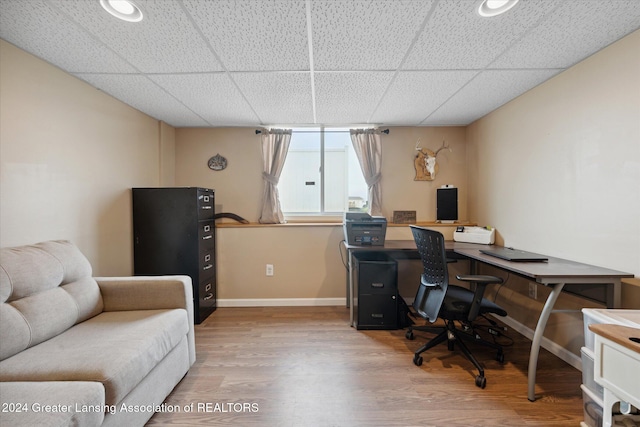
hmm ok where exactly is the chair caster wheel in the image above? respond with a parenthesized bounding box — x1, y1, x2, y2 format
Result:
(475, 375, 487, 389)
(413, 354, 423, 366)
(496, 352, 505, 364)
(406, 330, 415, 340)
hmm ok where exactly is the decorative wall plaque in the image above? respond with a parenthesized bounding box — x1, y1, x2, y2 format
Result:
(207, 154, 227, 171)
(393, 210, 417, 224)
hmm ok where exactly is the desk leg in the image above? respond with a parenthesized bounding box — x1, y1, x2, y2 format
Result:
(528, 282, 565, 402)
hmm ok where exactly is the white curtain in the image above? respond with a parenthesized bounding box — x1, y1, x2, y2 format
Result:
(350, 129, 383, 216)
(259, 128, 292, 224)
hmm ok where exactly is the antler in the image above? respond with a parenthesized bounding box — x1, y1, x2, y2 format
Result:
(434, 139, 451, 157)
(415, 138, 423, 151)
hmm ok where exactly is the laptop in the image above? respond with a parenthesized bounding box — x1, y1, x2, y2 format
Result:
(479, 247, 548, 262)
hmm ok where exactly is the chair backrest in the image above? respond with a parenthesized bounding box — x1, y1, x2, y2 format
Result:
(410, 226, 449, 323)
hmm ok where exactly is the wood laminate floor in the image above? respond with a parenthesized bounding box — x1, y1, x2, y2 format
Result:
(147, 306, 585, 426)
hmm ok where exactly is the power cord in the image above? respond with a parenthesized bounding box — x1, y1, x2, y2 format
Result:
(338, 239, 348, 269)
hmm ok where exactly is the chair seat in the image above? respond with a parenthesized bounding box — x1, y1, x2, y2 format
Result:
(439, 285, 507, 320)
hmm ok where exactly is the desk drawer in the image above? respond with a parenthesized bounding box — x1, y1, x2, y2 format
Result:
(354, 253, 397, 295)
(356, 294, 398, 330)
(595, 338, 640, 404)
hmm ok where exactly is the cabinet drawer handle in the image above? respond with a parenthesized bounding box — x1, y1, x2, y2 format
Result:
(203, 196, 210, 202)
(203, 293, 213, 300)
(203, 264, 213, 270)
(202, 235, 213, 240)
(205, 283, 212, 292)
(371, 313, 384, 318)
(371, 283, 384, 288)
(201, 205, 212, 210)
(204, 254, 211, 262)
(204, 225, 211, 232)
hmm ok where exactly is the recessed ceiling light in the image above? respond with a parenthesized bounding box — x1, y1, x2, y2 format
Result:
(100, 0, 143, 22)
(477, 0, 519, 17)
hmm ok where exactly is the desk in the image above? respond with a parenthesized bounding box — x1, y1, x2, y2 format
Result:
(344, 240, 633, 401)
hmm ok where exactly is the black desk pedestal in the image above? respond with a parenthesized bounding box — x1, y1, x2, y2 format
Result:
(353, 252, 398, 330)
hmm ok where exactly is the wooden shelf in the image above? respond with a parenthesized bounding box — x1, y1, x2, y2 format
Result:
(215, 220, 475, 228)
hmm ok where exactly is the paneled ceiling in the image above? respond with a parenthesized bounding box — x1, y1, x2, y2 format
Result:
(1, 0, 639, 128)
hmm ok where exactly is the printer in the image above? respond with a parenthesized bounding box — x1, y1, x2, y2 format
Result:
(343, 212, 387, 246)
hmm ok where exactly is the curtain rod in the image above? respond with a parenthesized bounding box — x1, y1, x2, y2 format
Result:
(255, 129, 389, 135)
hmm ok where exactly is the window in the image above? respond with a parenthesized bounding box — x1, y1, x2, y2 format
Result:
(278, 128, 369, 216)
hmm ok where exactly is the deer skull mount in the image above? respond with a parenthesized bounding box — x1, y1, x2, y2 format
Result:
(414, 138, 451, 181)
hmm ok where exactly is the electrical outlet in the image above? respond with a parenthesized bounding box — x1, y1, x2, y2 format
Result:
(266, 264, 274, 276)
(528, 283, 537, 300)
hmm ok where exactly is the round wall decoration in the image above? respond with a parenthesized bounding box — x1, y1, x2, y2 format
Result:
(207, 154, 227, 171)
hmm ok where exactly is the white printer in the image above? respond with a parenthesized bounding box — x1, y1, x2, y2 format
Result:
(453, 226, 495, 245)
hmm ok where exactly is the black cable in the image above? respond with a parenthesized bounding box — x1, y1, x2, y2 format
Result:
(338, 239, 348, 269)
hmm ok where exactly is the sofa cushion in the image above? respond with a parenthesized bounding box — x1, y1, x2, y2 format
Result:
(0, 309, 189, 406)
(0, 381, 105, 427)
(0, 241, 103, 361)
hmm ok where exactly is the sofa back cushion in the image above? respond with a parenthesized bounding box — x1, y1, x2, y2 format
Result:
(0, 240, 103, 361)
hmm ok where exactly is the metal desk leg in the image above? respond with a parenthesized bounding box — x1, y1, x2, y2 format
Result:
(528, 282, 565, 401)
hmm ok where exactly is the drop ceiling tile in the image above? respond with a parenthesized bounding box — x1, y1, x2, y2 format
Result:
(403, 0, 560, 70)
(74, 73, 209, 127)
(182, 0, 309, 72)
(232, 72, 314, 125)
(311, 0, 435, 71)
(49, 0, 223, 73)
(148, 73, 259, 126)
(314, 72, 394, 124)
(492, 0, 640, 69)
(423, 69, 562, 125)
(370, 70, 478, 125)
(0, 0, 136, 73)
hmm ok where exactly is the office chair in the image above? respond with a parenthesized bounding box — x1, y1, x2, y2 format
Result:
(406, 225, 507, 388)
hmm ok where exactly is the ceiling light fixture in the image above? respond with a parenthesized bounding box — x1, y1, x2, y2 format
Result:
(477, 0, 519, 17)
(100, 0, 143, 22)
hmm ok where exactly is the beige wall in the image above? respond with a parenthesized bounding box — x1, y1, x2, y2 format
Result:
(466, 30, 640, 358)
(0, 40, 174, 275)
(467, 30, 639, 276)
(175, 126, 468, 223)
(175, 126, 467, 302)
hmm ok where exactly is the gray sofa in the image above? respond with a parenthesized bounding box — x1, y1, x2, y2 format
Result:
(0, 240, 196, 427)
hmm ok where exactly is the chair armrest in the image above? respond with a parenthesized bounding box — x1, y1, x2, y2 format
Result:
(95, 275, 193, 313)
(455, 275, 503, 321)
(94, 275, 196, 365)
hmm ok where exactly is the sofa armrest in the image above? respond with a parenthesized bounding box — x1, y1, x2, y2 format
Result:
(95, 275, 196, 365)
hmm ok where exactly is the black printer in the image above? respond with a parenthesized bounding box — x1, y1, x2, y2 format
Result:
(343, 212, 387, 246)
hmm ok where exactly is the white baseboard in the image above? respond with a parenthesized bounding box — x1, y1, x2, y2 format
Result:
(494, 314, 582, 371)
(217, 298, 346, 307)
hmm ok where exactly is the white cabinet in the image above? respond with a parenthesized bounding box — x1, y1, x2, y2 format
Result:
(591, 323, 640, 427)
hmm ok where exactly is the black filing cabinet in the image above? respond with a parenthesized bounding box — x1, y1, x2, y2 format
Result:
(132, 187, 216, 324)
(353, 252, 398, 330)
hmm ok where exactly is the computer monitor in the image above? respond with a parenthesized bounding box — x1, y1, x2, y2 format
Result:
(437, 187, 458, 222)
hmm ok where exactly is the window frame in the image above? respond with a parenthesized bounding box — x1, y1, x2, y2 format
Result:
(279, 126, 367, 220)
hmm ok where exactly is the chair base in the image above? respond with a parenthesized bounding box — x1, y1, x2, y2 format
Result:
(407, 319, 504, 389)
